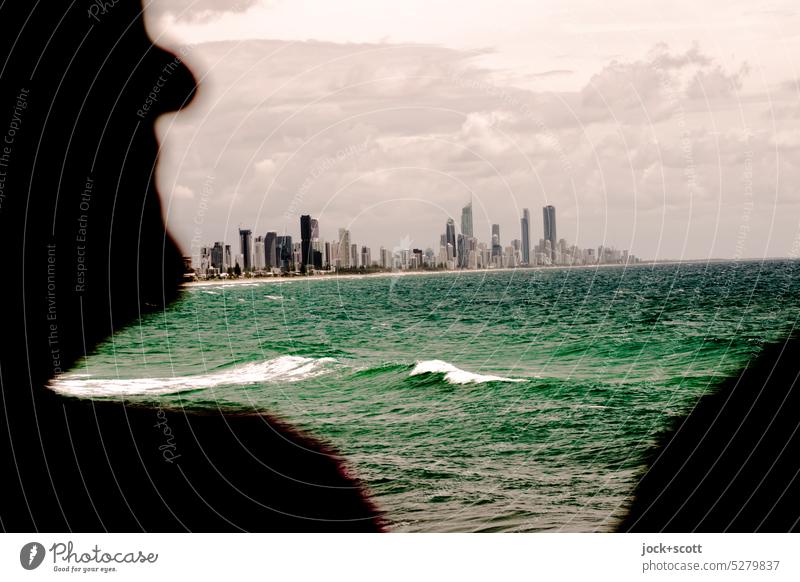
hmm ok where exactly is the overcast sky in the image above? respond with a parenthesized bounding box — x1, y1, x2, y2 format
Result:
(145, 0, 800, 260)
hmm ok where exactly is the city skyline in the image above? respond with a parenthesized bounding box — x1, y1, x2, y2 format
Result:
(151, 1, 800, 265)
(194, 203, 638, 276)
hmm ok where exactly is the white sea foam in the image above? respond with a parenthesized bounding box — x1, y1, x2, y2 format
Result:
(49, 356, 337, 397)
(264, 295, 283, 301)
(409, 360, 523, 385)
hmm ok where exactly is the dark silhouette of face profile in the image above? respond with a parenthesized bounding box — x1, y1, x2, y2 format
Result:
(0, 1, 383, 532)
(1, 1, 799, 534)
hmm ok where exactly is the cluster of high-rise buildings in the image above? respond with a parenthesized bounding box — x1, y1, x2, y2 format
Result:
(434, 202, 638, 270)
(193, 204, 638, 278)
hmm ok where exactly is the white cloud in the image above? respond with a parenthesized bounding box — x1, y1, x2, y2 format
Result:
(154, 36, 800, 261)
(171, 184, 195, 199)
(146, 0, 261, 22)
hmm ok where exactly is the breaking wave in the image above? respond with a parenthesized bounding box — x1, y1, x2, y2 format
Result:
(49, 355, 338, 397)
(409, 360, 524, 385)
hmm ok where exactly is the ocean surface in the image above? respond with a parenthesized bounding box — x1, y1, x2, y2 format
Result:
(53, 261, 800, 531)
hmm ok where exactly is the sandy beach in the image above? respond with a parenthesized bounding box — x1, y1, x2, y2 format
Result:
(182, 258, 765, 289)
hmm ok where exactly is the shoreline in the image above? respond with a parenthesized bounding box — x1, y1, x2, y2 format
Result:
(182, 257, 793, 288)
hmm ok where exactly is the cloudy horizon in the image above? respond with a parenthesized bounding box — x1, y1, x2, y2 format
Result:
(145, 0, 800, 261)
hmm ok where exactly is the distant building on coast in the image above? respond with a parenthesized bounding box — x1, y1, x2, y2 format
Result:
(276, 235, 293, 272)
(542, 205, 556, 263)
(238, 228, 252, 271)
(300, 214, 312, 273)
(254, 235, 265, 270)
(445, 218, 456, 263)
(264, 232, 277, 270)
(521, 208, 530, 265)
(491, 223, 502, 261)
(461, 200, 473, 238)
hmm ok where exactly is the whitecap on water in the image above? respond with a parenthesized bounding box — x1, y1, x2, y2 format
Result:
(49, 356, 337, 397)
(409, 360, 524, 385)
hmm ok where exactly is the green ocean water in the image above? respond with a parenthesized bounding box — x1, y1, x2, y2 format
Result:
(54, 261, 800, 531)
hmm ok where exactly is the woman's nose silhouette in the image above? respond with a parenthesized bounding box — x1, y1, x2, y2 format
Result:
(140, 45, 198, 118)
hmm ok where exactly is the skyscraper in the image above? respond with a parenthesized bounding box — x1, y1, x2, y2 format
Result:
(338, 228, 351, 268)
(457, 233, 467, 268)
(312, 243, 323, 269)
(543, 205, 557, 263)
(460, 199, 473, 238)
(254, 236, 265, 270)
(300, 214, 312, 273)
(292, 242, 302, 269)
(324, 241, 332, 268)
(521, 208, 530, 265)
(445, 218, 456, 261)
(379, 247, 391, 269)
(238, 228, 252, 271)
(224, 244, 232, 271)
(199, 245, 211, 274)
(360, 245, 371, 268)
(275, 235, 293, 271)
(310, 218, 322, 269)
(491, 223, 501, 258)
(264, 231, 277, 269)
(328, 239, 339, 266)
(211, 241, 225, 272)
